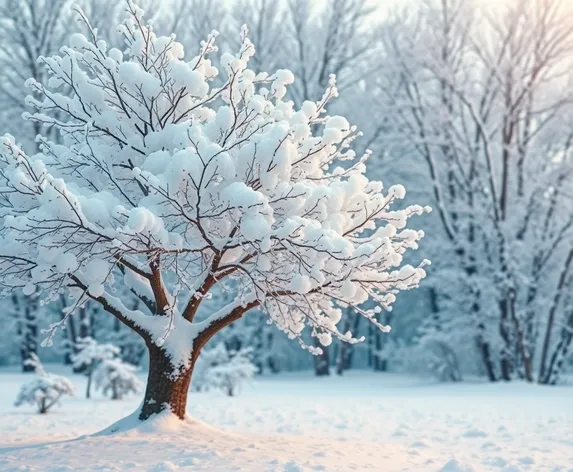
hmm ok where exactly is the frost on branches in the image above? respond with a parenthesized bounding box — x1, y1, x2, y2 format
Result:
(0, 1, 429, 421)
(14, 354, 75, 414)
(94, 357, 143, 400)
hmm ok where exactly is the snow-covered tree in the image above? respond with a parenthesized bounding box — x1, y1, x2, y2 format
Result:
(0, 1, 429, 421)
(14, 353, 74, 413)
(93, 356, 142, 399)
(375, 0, 573, 384)
(71, 337, 119, 398)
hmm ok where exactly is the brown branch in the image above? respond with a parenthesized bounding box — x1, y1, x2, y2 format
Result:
(149, 255, 169, 315)
(194, 300, 259, 352)
(69, 274, 150, 340)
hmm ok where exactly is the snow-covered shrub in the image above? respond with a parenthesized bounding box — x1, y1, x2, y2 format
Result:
(71, 337, 120, 398)
(191, 343, 229, 392)
(209, 348, 258, 396)
(193, 343, 257, 396)
(423, 339, 462, 382)
(14, 354, 74, 413)
(93, 357, 142, 400)
(382, 337, 462, 383)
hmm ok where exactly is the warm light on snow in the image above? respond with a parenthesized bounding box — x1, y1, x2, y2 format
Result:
(2, 369, 573, 470)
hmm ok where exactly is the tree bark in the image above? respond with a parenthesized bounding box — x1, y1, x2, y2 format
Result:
(139, 345, 195, 421)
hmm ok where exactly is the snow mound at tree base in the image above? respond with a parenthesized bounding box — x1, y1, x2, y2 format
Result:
(93, 407, 221, 437)
(2, 415, 415, 471)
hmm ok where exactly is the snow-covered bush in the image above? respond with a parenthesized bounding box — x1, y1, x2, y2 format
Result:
(381, 337, 463, 383)
(208, 347, 257, 396)
(93, 357, 142, 399)
(423, 339, 462, 383)
(0, 1, 429, 421)
(14, 354, 74, 413)
(193, 343, 256, 396)
(71, 337, 120, 398)
(191, 343, 229, 392)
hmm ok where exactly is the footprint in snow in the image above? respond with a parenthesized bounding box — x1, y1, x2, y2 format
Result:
(438, 458, 475, 472)
(282, 460, 305, 472)
(482, 456, 507, 468)
(149, 461, 178, 471)
(517, 456, 534, 465)
(481, 441, 501, 451)
(410, 440, 428, 448)
(462, 429, 488, 438)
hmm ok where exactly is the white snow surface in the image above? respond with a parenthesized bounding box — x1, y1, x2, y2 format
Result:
(0, 368, 572, 471)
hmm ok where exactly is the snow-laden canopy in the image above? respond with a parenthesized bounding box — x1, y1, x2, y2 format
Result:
(0, 1, 429, 371)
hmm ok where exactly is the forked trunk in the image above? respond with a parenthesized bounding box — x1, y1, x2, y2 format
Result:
(139, 345, 195, 421)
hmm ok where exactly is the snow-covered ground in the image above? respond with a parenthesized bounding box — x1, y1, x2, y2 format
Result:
(0, 368, 572, 471)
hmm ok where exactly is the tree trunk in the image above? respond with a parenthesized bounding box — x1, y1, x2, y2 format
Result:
(367, 323, 374, 367)
(336, 312, 352, 375)
(373, 312, 390, 372)
(139, 345, 195, 421)
(313, 338, 330, 376)
(21, 300, 38, 373)
(539, 247, 573, 381)
(267, 356, 280, 374)
(477, 336, 497, 382)
(86, 363, 93, 399)
(541, 311, 573, 385)
(265, 329, 280, 374)
(79, 305, 91, 340)
(336, 341, 347, 376)
(345, 314, 361, 370)
(499, 298, 513, 381)
(476, 317, 497, 382)
(39, 396, 47, 414)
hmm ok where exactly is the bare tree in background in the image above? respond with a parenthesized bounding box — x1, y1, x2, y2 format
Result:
(0, 0, 71, 370)
(166, 0, 226, 50)
(377, 0, 573, 383)
(230, 0, 285, 72)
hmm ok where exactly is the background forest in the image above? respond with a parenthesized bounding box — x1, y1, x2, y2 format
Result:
(2, 0, 573, 387)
